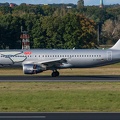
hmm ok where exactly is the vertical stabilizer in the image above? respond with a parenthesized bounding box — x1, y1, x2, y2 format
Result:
(110, 39, 120, 50)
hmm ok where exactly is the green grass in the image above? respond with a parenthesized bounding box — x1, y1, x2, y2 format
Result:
(0, 64, 120, 112)
(0, 82, 120, 112)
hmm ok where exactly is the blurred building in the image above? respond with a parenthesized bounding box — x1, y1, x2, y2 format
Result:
(100, 0, 104, 8)
(10, 3, 17, 8)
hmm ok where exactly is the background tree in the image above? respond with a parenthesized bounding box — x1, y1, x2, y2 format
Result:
(0, 3, 119, 49)
(0, 14, 22, 49)
(102, 19, 120, 44)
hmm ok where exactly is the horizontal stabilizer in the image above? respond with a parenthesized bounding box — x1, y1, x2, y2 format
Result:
(110, 39, 120, 50)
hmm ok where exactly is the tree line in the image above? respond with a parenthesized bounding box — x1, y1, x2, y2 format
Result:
(0, 4, 120, 49)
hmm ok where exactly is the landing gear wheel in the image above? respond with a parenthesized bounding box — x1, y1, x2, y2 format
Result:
(51, 71, 60, 77)
(52, 72, 56, 77)
(55, 71, 59, 77)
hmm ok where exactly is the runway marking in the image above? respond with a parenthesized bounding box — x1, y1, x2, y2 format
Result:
(0, 116, 46, 118)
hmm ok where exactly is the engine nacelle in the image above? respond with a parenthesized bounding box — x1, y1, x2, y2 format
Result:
(23, 64, 43, 74)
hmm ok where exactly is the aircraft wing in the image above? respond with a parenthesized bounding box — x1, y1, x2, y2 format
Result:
(23, 58, 71, 69)
(39, 58, 67, 68)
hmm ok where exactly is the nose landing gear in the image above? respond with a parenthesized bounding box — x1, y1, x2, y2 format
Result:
(51, 70, 59, 77)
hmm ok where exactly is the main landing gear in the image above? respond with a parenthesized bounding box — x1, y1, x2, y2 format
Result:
(51, 70, 59, 77)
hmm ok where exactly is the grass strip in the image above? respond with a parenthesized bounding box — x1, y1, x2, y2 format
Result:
(0, 82, 120, 112)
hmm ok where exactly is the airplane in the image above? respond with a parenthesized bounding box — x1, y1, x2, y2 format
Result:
(0, 39, 120, 77)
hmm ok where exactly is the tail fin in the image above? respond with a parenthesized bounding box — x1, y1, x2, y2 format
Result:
(110, 39, 120, 50)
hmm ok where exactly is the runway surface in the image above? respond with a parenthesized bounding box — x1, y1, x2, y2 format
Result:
(0, 112, 120, 120)
(0, 75, 120, 82)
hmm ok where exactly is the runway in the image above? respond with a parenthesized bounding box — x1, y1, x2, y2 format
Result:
(0, 75, 120, 82)
(0, 112, 120, 120)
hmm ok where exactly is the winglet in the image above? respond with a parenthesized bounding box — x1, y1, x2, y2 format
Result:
(110, 39, 120, 50)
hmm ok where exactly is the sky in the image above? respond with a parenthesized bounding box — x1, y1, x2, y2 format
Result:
(0, 0, 120, 5)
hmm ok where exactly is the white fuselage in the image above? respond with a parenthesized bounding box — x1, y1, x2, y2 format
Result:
(0, 49, 120, 68)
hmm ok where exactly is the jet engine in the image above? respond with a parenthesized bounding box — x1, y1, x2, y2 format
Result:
(23, 64, 43, 74)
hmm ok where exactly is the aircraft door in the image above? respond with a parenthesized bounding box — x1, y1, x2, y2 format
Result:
(107, 51, 112, 61)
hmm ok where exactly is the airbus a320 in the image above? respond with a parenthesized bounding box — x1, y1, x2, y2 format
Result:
(0, 39, 120, 77)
